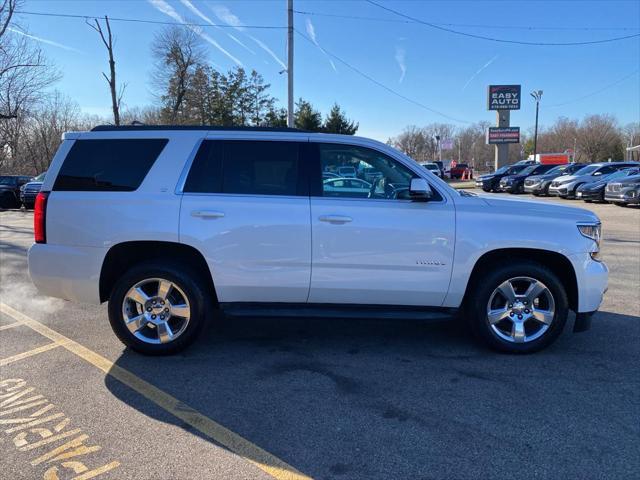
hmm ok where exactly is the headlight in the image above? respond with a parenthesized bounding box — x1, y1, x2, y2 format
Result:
(578, 223, 602, 261)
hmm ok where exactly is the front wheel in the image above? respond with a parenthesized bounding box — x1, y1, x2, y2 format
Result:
(465, 261, 568, 353)
(108, 262, 212, 355)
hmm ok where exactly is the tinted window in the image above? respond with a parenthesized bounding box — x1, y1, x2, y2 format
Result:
(184, 140, 303, 196)
(54, 139, 167, 191)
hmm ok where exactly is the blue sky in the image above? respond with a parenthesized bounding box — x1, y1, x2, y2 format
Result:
(13, 0, 640, 140)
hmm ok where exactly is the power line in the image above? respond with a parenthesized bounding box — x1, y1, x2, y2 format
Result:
(295, 9, 640, 32)
(365, 0, 640, 46)
(14, 10, 286, 30)
(546, 70, 640, 107)
(295, 29, 469, 124)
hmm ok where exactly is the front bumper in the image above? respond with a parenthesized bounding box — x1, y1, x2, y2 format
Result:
(605, 189, 640, 204)
(524, 180, 550, 194)
(20, 192, 38, 204)
(549, 184, 572, 197)
(576, 189, 603, 201)
(568, 253, 608, 313)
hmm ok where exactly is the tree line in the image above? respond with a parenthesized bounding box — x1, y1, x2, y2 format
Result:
(388, 115, 640, 172)
(0, 1, 637, 176)
(0, 12, 358, 175)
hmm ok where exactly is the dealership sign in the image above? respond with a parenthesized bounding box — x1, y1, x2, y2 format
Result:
(486, 127, 520, 144)
(487, 85, 521, 110)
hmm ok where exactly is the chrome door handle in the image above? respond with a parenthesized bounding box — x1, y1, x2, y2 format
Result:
(318, 215, 352, 224)
(191, 210, 225, 219)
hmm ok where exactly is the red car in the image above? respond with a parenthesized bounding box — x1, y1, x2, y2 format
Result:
(449, 163, 472, 179)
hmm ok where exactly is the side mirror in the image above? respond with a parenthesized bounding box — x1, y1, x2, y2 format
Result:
(409, 178, 433, 201)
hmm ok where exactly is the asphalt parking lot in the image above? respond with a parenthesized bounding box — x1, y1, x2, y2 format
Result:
(1, 193, 639, 480)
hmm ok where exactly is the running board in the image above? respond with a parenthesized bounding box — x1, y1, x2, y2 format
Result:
(220, 303, 456, 321)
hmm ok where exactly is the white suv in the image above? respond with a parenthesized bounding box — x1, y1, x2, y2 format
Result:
(28, 126, 608, 355)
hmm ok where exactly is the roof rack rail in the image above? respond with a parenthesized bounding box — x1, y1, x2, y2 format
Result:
(90, 125, 307, 132)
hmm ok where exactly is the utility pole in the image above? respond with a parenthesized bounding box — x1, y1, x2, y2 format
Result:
(531, 90, 543, 162)
(287, 0, 294, 128)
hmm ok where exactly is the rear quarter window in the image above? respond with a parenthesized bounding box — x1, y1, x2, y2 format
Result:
(53, 139, 168, 191)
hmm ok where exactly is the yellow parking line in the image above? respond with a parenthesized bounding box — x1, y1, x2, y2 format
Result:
(0, 342, 63, 367)
(0, 302, 311, 480)
(0, 322, 22, 331)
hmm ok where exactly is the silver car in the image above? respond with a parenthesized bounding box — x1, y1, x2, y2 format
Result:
(548, 162, 639, 198)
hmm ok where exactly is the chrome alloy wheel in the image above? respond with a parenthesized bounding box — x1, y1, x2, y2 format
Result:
(121, 278, 191, 345)
(486, 276, 555, 344)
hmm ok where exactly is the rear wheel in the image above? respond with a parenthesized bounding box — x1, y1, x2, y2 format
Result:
(466, 261, 568, 353)
(108, 261, 212, 355)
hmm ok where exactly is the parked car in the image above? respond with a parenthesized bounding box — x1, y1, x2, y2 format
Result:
(433, 161, 444, 176)
(323, 177, 371, 198)
(0, 175, 33, 209)
(475, 164, 529, 192)
(421, 162, 443, 178)
(19, 171, 47, 209)
(576, 167, 640, 202)
(337, 166, 357, 178)
(28, 126, 607, 355)
(498, 164, 558, 194)
(524, 163, 585, 196)
(449, 163, 472, 179)
(322, 171, 340, 180)
(549, 162, 639, 199)
(604, 174, 640, 206)
(513, 159, 537, 166)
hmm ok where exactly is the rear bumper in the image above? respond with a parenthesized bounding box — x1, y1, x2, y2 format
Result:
(28, 243, 107, 304)
(568, 253, 608, 313)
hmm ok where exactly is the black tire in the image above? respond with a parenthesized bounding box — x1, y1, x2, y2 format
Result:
(108, 261, 213, 355)
(482, 187, 491, 192)
(465, 261, 569, 354)
(0, 191, 18, 209)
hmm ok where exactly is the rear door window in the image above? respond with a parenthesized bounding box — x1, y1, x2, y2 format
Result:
(53, 139, 168, 191)
(184, 140, 306, 196)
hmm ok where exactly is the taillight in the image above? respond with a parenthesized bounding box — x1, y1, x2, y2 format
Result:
(34, 192, 49, 244)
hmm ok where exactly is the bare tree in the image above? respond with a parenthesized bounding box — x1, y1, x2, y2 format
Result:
(152, 26, 205, 124)
(19, 92, 81, 174)
(87, 16, 124, 126)
(0, 1, 59, 171)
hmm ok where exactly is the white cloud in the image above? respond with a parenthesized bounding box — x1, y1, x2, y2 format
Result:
(305, 18, 337, 73)
(179, 0, 255, 54)
(8, 27, 81, 53)
(395, 46, 406, 83)
(147, 0, 243, 67)
(210, 4, 286, 69)
(462, 55, 499, 91)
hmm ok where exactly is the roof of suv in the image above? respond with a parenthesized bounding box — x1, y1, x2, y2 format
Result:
(91, 125, 306, 133)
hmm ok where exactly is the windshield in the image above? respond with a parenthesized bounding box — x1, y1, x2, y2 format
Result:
(425, 165, 438, 170)
(572, 165, 598, 176)
(34, 172, 46, 182)
(0, 176, 16, 185)
(606, 168, 639, 181)
(494, 166, 509, 174)
(506, 164, 528, 175)
(519, 166, 537, 175)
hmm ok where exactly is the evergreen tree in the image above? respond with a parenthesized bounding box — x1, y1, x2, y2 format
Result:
(247, 70, 275, 126)
(294, 98, 322, 131)
(264, 107, 288, 127)
(323, 103, 358, 135)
